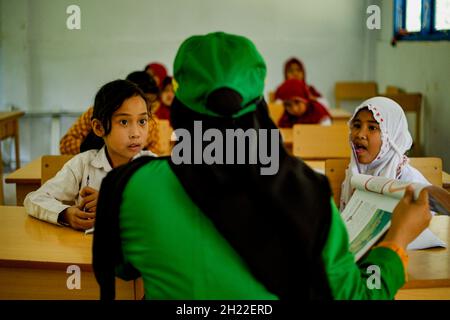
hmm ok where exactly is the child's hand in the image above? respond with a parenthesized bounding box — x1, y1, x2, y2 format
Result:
(384, 186, 432, 250)
(60, 206, 95, 230)
(79, 186, 99, 213)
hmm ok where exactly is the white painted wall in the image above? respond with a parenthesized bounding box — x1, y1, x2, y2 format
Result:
(1, 0, 376, 162)
(375, 1, 450, 171)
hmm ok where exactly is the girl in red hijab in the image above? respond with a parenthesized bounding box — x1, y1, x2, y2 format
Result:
(275, 79, 331, 128)
(145, 62, 168, 89)
(284, 57, 322, 99)
(154, 76, 174, 122)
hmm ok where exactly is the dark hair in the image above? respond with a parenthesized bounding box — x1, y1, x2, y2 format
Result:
(161, 76, 173, 90)
(92, 79, 148, 136)
(126, 71, 159, 95)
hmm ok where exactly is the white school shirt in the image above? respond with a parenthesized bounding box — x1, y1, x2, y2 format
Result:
(24, 147, 156, 225)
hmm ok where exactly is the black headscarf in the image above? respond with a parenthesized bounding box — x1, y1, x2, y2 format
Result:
(168, 95, 333, 300)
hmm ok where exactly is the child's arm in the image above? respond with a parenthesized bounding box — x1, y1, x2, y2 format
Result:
(23, 158, 85, 226)
(59, 107, 93, 155)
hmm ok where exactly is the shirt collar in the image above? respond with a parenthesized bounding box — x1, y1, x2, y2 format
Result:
(91, 146, 113, 172)
(91, 146, 157, 172)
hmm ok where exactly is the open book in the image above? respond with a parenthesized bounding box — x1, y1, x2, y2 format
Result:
(342, 174, 449, 261)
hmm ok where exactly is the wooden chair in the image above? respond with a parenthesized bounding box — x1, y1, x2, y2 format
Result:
(292, 124, 350, 160)
(155, 119, 174, 156)
(384, 86, 405, 95)
(41, 155, 74, 184)
(334, 81, 378, 109)
(409, 157, 442, 186)
(267, 102, 284, 125)
(324, 158, 349, 208)
(382, 93, 422, 156)
(325, 157, 443, 209)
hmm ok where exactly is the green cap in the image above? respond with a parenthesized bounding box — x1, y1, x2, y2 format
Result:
(173, 32, 267, 118)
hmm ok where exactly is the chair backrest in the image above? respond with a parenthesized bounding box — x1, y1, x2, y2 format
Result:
(41, 155, 74, 184)
(292, 124, 350, 160)
(385, 86, 405, 95)
(409, 157, 442, 186)
(267, 102, 284, 125)
(155, 119, 174, 157)
(324, 158, 350, 207)
(334, 81, 378, 109)
(382, 93, 422, 156)
(325, 157, 443, 209)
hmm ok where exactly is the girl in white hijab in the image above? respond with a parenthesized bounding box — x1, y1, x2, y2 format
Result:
(340, 97, 429, 211)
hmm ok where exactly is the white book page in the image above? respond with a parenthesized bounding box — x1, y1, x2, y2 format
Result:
(342, 190, 397, 261)
(351, 174, 427, 200)
(407, 228, 447, 250)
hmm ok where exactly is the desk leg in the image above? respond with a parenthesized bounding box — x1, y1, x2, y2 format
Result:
(14, 119, 21, 169)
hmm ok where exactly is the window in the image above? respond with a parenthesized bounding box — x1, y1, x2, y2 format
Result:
(435, 0, 450, 30)
(393, 0, 450, 41)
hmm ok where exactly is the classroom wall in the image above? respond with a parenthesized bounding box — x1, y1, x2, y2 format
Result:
(375, 1, 450, 171)
(1, 0, 375, 162)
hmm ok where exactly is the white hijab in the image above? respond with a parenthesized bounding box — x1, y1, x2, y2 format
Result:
(340, 97, 413, 211)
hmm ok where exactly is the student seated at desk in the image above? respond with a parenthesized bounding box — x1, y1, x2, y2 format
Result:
(269, 57, 330, 108)
(284, 57, 322, 99)
(24, 80, 155, 230)
(275, 79, 331, 128)
(340, 97, 430, 211)
(59, 71, 162, 155)
(144, 62, 168, 89)
(153, 76, 174, 122)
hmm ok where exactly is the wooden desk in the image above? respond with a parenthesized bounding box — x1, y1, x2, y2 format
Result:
(0, 111, 25, 169)
(280, 128, 292, 146)
(328, 108, 352, 125)
(5, 157, 41, 205)
(396, 216, 450, 300)
(0, 206, 137, 299)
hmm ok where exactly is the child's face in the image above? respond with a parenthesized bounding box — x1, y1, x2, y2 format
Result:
(286, 63, 304, 81)
(350, 109, 382, 164)
(102, 95, 149, 167)
(284, 97, 308, 117)
(161, 83, 174, 107)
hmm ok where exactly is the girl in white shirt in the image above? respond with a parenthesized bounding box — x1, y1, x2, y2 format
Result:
(24, 79, 156, 230)
(340, 96, 429, 211)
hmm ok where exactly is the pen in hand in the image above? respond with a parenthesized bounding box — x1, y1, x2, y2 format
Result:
(82, 174, 90, 212)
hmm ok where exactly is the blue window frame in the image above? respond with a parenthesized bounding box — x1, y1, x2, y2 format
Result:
(393, 0, 450, 42)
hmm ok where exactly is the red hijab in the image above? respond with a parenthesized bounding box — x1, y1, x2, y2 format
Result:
(275, 79, 330, 128)
(284, 57, 322, 98)
(145, 62, 168, 89)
